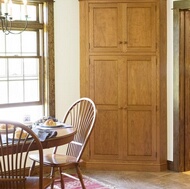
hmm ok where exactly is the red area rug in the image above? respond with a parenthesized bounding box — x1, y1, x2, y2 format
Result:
(47, 175, 115, 189)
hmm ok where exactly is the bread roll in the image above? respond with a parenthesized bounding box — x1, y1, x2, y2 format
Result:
(0, 124, 14, 130)
(15, 130, 27, 139)
(0, 124, 6, 130)
(44, 119, 56, 126)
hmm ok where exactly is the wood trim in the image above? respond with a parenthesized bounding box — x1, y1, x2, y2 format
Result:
(83, 161, 167, 171)
(173, 6, 181, 172)
(80, 0, 88, 98)
(44, 1, 55, 117)
(173, 0, 190, 172)
(167, 160, 174, 171)
(158, 0, 167, 166)
(173, 1, 190, 9)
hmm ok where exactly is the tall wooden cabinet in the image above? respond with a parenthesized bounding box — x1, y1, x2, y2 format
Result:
(79, 0, 167, 171)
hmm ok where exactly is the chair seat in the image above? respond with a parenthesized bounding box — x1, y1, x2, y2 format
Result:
(30, 154, 82, 167)
(25, 177, 52, 189)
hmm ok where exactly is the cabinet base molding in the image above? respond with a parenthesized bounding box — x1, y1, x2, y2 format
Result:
(83, 161, 167, 172)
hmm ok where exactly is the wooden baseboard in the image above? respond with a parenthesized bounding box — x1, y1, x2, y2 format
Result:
(29, 161, 173, 175)
(83, 161, 167, 172)
(167, 160, 174, 171)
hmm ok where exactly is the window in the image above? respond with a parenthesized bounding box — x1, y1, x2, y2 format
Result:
(0, 0, 55, 120)
(0, 2, 44, 107)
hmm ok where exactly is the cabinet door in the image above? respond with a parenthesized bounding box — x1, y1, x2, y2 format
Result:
(89, 3, 123, 52)
(89, 56, 123, 160)
(122, 56, 157, 161)
(123, 3, 157, 52)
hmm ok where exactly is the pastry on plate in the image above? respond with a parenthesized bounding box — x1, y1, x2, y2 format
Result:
(44, 119, 56, 126)
(15, 130, 28, 139)
(0, 124, 14, 130)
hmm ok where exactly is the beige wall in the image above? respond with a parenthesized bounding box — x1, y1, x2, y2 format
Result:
(54, 0, 80, 121)
(54, 0, 174, 161)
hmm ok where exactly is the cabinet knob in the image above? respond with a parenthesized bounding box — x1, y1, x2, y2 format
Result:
(119, 41, 123, 44)
(124, 41, 128, 44)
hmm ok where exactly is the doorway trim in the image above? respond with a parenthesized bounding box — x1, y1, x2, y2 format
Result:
(173, 0, 190, 172)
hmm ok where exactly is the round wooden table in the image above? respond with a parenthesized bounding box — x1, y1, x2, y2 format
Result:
(40, 127, 76, 149)
(0, 126, 77, 154)
(30, 126, 77, 151)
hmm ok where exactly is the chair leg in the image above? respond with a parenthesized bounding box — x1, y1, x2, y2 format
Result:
(59, 167, 65, 189)
(50, 167, 56, 189)
(76, 165, 86, 189)
(29, 161, 36, 176)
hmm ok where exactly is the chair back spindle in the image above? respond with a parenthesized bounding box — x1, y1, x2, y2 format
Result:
(0, 120, 45, 189)
(53, 98, 96, 162)
(64, 98, 96, 162)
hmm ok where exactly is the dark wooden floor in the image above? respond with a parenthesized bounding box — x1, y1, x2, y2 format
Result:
(82, 169, 190, 189)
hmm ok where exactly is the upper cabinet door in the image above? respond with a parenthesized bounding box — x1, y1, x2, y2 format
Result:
(89, 3, 123, 52)
(123, 3, 157, 52)
(89, 2, 157, 53)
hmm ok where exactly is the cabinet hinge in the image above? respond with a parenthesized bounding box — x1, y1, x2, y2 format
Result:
(155, 152, 157, 157)
(156, 106, 158, 111)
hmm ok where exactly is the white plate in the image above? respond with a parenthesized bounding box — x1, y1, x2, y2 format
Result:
(39, 122, 64, 128)
(37, 123, 72, 129)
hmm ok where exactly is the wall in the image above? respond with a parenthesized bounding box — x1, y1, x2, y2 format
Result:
(54, 0, 80, 121)
(54, 0, 174, 161)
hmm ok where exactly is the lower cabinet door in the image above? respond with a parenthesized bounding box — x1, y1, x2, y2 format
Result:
(89, 55, 157, 162)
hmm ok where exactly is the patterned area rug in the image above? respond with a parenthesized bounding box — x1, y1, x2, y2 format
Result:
(47, 175, 115, 189)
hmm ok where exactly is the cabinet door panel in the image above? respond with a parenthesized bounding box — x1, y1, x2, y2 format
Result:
(91, 59, 118, 104)
(89, 56, 122, 160)
(122, 56, 157, 161)
(123, 3, 156, 52)
(89, 4, 122, 52)
(127, 110, 154, 156)
(127, 58, 155, 105)
(93, 108, 118, 155)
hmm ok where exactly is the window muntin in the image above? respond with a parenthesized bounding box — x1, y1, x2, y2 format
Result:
(1, 3, 37, 21)
(0, 2, 43, 107)
(0, 31, 38, 56)
(0, 58, 40, 104)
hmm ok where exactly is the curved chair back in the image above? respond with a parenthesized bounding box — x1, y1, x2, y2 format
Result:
(0, 120, 44, 189)
(59, 98, 97, 162)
